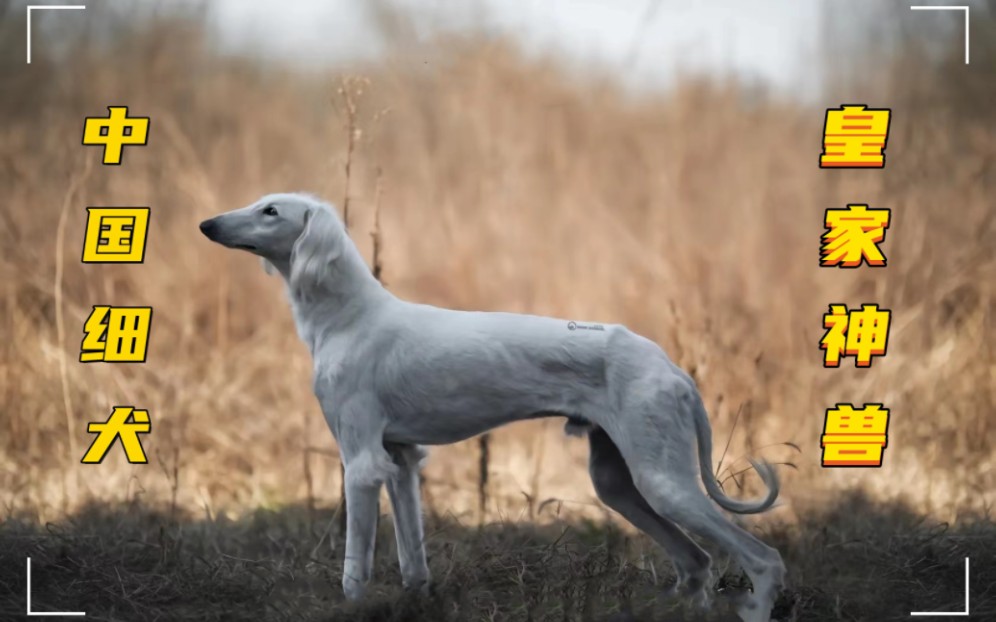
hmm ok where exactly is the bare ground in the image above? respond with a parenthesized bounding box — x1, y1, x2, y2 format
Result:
(1, 490, 993, 622)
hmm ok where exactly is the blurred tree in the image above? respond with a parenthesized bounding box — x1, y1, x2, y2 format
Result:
(820, 0, 995, 123)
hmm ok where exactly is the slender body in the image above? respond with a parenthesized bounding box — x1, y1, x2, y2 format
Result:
(200, 193, 786, 622)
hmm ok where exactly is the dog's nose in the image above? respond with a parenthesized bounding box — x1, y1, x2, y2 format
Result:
(199, 219, 216, 237)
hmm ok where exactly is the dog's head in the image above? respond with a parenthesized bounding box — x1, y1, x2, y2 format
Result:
(200, 193, 348, 296)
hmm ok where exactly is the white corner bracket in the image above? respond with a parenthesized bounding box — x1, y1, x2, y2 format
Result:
(26, 557, 86, 617)
(910, 5, 970, 64)
(910, 557, 970, 617)
(26, 4, 87, 64)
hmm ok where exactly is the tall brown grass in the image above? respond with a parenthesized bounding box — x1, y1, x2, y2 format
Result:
(0, 2, 992, 530)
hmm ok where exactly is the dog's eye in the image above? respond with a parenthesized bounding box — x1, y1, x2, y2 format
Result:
(262, 204, 278, 216)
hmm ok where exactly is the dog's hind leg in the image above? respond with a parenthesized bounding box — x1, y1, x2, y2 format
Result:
(632, 469, 784, 622)
(616, 393, 785, 622)
(588, 427, 713, 610)
(385, 443, 431, 593)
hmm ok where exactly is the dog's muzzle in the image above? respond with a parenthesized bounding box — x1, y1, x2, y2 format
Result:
(199, 218, 218, 239)
(200, 218, 257, 251)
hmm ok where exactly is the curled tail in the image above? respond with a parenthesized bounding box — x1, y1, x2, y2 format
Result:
(691, 397, 779, 514)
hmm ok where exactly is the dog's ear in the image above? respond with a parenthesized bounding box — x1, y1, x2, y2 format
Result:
(289, 206, 344, 300)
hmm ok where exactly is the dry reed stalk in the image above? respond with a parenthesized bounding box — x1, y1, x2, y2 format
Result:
(335, 76, 369, 229)
(527, 422, 548, 521)
(478, 433, 490, 524)
(371, 166, 385, 285)
(333, 75, 379, 535)
(302, 411, 316, 530)
(54, 155, 93, 509)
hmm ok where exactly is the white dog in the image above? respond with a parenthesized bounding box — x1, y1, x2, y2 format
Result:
(200, 193, 785, 622)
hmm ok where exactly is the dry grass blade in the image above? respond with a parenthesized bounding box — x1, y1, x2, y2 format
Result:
(714, 401, 743, 482)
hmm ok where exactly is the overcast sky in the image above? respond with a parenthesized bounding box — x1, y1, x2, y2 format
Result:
(204, 0, 972, 102)
(205, 1, 819, 95)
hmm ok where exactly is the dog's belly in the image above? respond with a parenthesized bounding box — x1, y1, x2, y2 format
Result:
(383, 407, 571, 445)
(379, 360, 607, 445)
(376, 306, 616, 445)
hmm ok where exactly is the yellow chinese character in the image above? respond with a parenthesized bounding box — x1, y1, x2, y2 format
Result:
(820, 304, 849, 367)
(820, 105, 891, 168)
(821, 205, 890, 268)
(820, 304, 891, 367)
(821, 404, 889, 467)
(80, 306, 153, 363)
(82, 106, 150, 165)
(81, 207, 150, 263)
(81, 406, 151, 464)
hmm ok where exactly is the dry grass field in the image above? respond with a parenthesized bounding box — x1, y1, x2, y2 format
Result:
(0, 1, 993, 620)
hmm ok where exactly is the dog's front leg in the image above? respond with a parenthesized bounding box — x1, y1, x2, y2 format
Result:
(321, 391, 397, 601)
(341, 451, 391, 600)
(385, 444, 430, 593)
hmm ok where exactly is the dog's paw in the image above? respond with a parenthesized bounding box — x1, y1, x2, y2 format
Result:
(401, 575, 431, 597)
(659, 578, 712, 613)
(342, 574, 368, 601)
(735, 597, 773, 622)
(662, 570, 712, 604)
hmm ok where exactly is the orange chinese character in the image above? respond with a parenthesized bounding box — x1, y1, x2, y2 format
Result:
(821, 404, 890, 467)
(820, 105, 891, 168)
(821, 205, 890, 268)
(820, 304, 891, 368)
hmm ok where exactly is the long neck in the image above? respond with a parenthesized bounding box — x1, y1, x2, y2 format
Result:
(278, 244, 392, 353)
